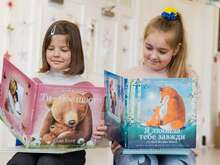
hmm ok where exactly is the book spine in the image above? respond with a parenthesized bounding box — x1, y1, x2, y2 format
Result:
(137, 80, 142, 122)
(26, 81, 39, 146)
(128, 80, 133, 122)
(105, 76, 110, 113)
(123, 78, 128, 148)
(130, 80, 135, 122)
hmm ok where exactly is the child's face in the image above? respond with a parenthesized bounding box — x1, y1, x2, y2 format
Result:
(143, 30, 176, 71)
(46, 35, 71, 72)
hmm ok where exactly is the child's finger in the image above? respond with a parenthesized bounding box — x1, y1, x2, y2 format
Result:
(111, 143, 121, 153)
(92, 131, 107, 140)
(99, 119, 105, 126)
(112, 145, 121, 153)
(93, 135, 102, 140)
(93, 130, 106, 137)
(111, 141, 119, 148)
(96, 125, 107, 131)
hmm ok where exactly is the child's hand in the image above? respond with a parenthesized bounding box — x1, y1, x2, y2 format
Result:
(93, 120, 107, 142)
(111, 141, 122, 154)
(192, 149, 198, 157)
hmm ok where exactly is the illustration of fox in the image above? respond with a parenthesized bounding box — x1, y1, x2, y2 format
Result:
(145, 86, 185, 130)
(145, 106, 161, 126)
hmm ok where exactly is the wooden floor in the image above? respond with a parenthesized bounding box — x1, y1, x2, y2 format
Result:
(196, 148, 220, 165)
(0, 147, 220, 165)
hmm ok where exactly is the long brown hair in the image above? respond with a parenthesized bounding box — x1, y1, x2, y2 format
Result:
(40, 20, 84, 75)
(144, 13, 188, 78)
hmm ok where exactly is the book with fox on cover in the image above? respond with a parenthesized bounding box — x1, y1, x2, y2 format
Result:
(104, 70, 197, 155)
(0, 56, 106, 153)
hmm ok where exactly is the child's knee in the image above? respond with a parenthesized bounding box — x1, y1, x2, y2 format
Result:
(37, 155, 62, 165)
(7, 153, 37, 165)
(159, 155, 194, 165)
(114, 153, 157, 165)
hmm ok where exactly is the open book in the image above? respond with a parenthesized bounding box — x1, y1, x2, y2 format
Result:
(104, 70, 197, 155)
(0, 57, 106, 153)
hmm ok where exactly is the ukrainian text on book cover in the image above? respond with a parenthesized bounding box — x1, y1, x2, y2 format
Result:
(124, 78, 196, 149)
(0, 57, 105, 150)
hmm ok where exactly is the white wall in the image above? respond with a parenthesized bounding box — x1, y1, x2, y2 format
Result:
(0, 0, 44, 148)
(0, 0, 9, 70)
(0, 0, 14, 152)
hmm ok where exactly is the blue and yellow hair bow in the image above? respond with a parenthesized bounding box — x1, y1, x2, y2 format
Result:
(161, 7, 178, 21)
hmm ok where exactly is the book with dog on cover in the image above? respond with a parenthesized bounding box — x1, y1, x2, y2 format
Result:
(0, 56, 106, 153)
(104, 70, 197, 155)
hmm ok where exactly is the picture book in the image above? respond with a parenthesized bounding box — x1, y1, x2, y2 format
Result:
(104, 70, 197, 155)
(104, 71, 125, 145)
(0, 57, 106, 152)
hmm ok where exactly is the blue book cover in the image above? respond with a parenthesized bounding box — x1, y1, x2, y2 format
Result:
(104, 71, 197, 154)
(124, 78, 196, 149)
(104, 70, 125, 145)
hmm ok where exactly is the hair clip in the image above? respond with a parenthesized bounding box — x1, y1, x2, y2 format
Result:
(161, 7, 178, 21)
(50, 25, 56, 36)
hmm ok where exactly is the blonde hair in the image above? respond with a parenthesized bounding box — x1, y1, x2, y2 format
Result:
(144, 14, 188, 78)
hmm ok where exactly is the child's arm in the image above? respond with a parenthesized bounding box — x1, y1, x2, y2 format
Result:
(92, 96, 107, 142)
(92, 120, 107, 141)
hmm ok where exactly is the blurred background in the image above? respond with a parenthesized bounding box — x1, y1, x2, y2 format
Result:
(1, 0, 220, 164)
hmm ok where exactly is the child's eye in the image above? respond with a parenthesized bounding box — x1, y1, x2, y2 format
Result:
(144, 43, 153, 51)
(145, 46, 153, 51)
(61, 49, 70, 52)
(47, 47, 54, 51)
(158, 49, 168, 55)
(159, 51, 167, 54)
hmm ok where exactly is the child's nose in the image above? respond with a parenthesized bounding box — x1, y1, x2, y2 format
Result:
(53, 49, 60, 57)
(150, 51, 159, 59)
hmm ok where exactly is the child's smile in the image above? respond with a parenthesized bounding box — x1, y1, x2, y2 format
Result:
(46, 34, 71, 72)
(143, 31, 175, 71)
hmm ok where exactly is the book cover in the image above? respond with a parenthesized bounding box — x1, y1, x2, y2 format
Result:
(0, 57, 106, 152)
(104, 70, 125, 145)
(105, 70, 197, 155)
